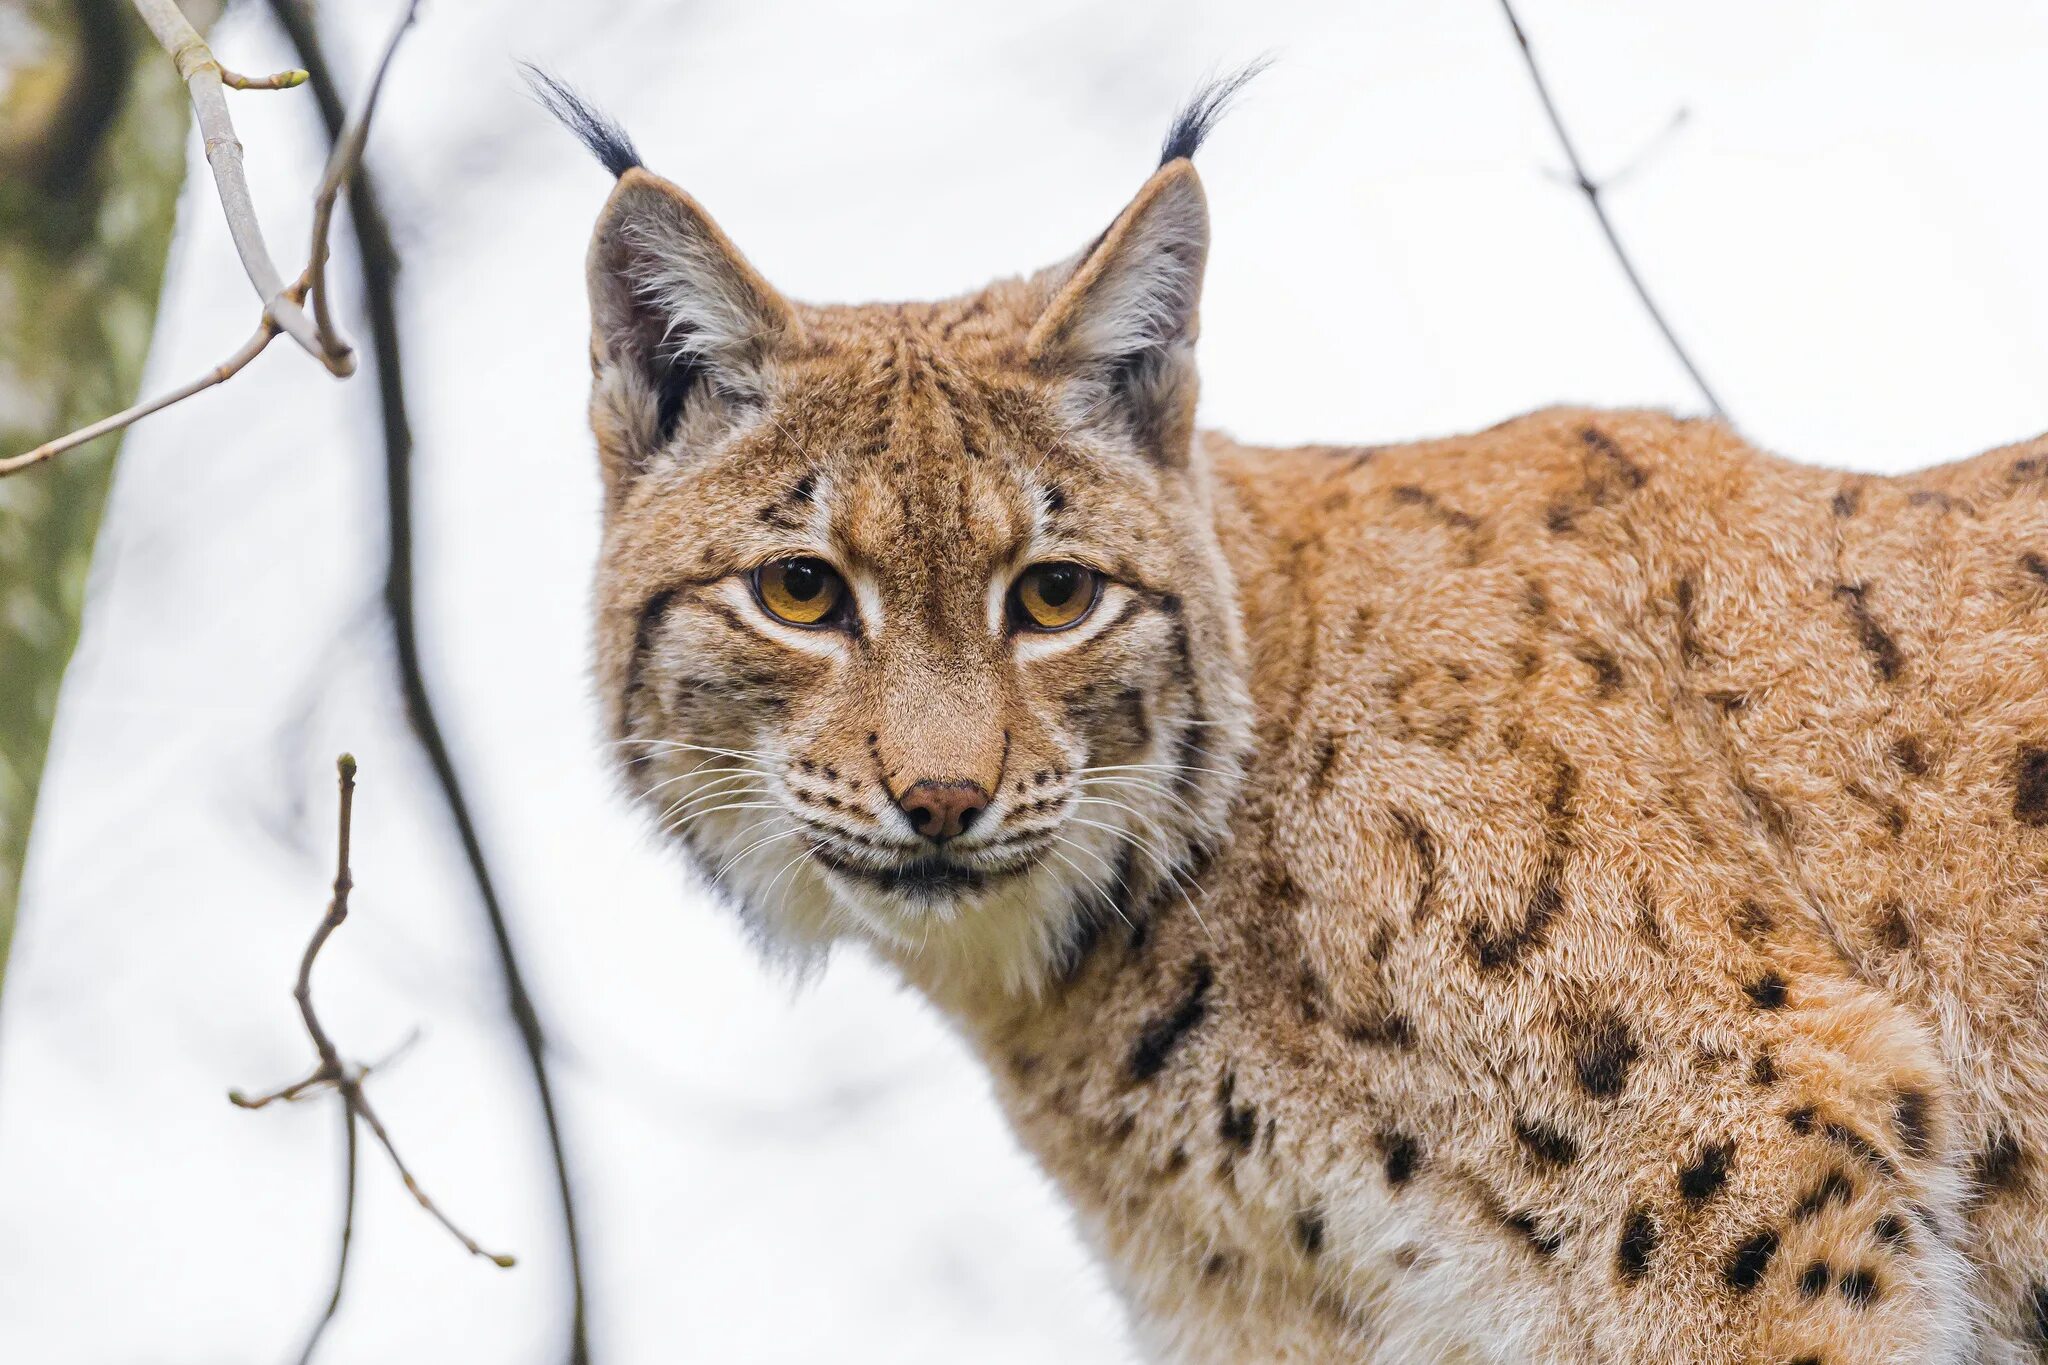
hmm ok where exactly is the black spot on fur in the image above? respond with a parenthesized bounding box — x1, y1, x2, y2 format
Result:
(1732, 898, 1776, 940)
(1680, 1142, 1733, 1203)
(1515, 1118, 1580, 1168)
(2015, 747, 2048, 826)
(1970, 1130, 2027, 1200)
(1832, 583, 1904, 683)
(2025, 1282, 2048, 1349)
(1308, 732, 1340, 796)
(1617, 1207, 1657, 1280)
(1745, 972, 1789, 1009)
(1838, 1268, 1879, 1306)
(1574, 642, 1625, 696)
(1469, 860, 1565, 971)
(1893, 1089, 1933, 1159)
(1891, 735, 1931, 775)
(1674, 575, 1705, 665)
(1875, 900, 1917, 952)
(1798, 1261, 1831, 1298)
(1573, 1010, 1639, 1098)
(1502, 1208, 1563, 1257)
(1724, 1229, 1780, 1292)
(1216, 1072, 1257, 1152)
(1127, 957, 1214, 1082)
(1158, 58, 1271, 166)
(1344, 1010, 1416, 1050)
(1293, 1206, 1326, 1256)
(1793, 1169, 1855, 1222)
(523, 66, 642, 177)
(1391, 808, 1438, 920)
(1378, 1130, 1421, 1188)
(1821, 1120, 1899, 1179)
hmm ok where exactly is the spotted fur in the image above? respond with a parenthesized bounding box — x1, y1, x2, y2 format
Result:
(553, 74, 2048, 1365)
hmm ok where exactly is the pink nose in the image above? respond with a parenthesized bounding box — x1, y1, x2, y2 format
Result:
(897, 780, 990, 841)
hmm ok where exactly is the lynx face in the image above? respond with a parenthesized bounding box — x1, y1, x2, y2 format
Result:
(565, 92, 1252, 995)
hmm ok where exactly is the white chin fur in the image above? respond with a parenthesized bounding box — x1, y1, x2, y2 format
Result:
(686, 794, 1134, 1003)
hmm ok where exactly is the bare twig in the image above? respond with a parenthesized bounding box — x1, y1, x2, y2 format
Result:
(0, 314, 280, 475)
(303, 1, 417, 370)
(1495, 0, 1729, 420)
(231, 757, 514, 1363)
(129, 0, 343, 372)
(0, 0, 417, 477)
(292, 1102, 355, 1365)
(267, 5, 593, 1360)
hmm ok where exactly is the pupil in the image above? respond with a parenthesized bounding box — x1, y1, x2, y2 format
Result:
(785, 561, 822, 600)
(1038, 569, 1076, 607)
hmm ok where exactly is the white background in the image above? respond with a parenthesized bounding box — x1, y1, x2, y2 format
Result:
(3, 2, 2046, 1361)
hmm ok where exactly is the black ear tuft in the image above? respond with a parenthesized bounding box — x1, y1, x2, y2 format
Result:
(521, 63, 642, 178)
(1157, 57, 1273, 167)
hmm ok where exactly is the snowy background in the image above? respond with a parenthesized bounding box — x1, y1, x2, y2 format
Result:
(3, 1, 2047, 1361)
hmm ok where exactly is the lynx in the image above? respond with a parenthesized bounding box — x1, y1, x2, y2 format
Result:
(534, 68, 2048, 1362)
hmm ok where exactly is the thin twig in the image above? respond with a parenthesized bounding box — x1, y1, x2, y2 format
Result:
(1495, 0, 1729, 420)
(303, 0, 419, 370)
(291, 1103, 355, 1365)
(0, 0, 416, 476)
(232, 757, 515, 1362)
(128, 0, 345, 373)
(267, 5, 592, 1360)
(0, 315, 280, 475)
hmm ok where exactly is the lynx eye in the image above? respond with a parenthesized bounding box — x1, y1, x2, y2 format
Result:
(753, 557, 847, 627)
(1011, 562, 1101, 632)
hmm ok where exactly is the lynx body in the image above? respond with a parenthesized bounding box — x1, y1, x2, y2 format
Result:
(536, 71, 2048, 1361)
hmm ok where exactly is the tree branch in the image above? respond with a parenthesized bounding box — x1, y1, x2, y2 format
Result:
(1495, 0, 1730, 421)
(265, 4, 593, 1359)
(0, 0, 416, 477)
(128, 0, 344, 373)
(231, 757, 514, 1364)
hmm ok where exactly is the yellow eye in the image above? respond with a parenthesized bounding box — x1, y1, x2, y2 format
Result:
(1012, 562, 1101, 632)
(754, 557, 847, 627)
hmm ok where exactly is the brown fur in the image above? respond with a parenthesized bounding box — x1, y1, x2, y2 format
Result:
(570, 134, 2048, 1361)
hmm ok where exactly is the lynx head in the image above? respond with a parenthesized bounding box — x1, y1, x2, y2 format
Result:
(535, 69, 1258, 1001)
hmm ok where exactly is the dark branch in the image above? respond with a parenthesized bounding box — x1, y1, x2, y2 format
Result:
(231, 757, 514, 1364)
(1495, 0, 1729, 421)
(265, 5, 591, 1360)
(292, 1103, 355, 1365)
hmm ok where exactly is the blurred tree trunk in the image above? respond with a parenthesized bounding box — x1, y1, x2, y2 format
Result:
(0, 0, 211, 984)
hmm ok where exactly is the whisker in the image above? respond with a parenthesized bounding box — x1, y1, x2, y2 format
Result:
(709, 824, 802, 884)
(1076, 774, 1203, 823)
(1079, 761, 1238, 781)
(660, 782, 774, 823)
(643, 764, 772, 800)
(1049, 836, 1135, 931)
(1063, 814, 1217, 950)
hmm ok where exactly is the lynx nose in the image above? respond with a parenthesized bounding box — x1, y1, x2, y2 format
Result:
(897, 780, 990, 842)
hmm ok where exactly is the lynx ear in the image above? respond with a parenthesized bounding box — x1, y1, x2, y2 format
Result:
(585, 168, 799, 477)
(1026, 160, 1209, 460)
